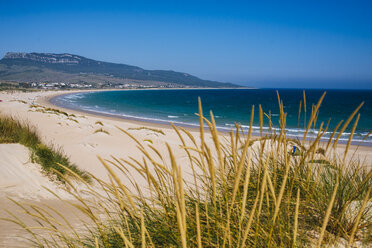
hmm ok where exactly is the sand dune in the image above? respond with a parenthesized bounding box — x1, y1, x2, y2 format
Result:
(0, 143, 85, 247)
(0, 143, 70, 200)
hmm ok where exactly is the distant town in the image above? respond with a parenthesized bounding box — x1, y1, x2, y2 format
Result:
(0, 80, 194, 91)
(28, 82, 184, 89)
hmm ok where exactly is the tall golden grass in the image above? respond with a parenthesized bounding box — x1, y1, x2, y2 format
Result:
(2, 92, 371, 247)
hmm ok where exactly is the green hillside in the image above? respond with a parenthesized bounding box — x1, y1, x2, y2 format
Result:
(0, 52, 240, 88)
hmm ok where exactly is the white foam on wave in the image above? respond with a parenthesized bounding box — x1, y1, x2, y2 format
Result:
(55, 93, 372, 146)
(63, 93, 86, 100)
(224, 123, 371, 144)
(77, 107, 201, 128)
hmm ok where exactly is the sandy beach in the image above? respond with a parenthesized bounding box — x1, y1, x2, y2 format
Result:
(1, 89, 371, 191)
(0, 89, 371, 246)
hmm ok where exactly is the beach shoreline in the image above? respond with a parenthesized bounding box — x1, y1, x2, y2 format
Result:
(42, 89, 372, 168)
(39, 89, 199, 134)
(44, 89, 372, 147)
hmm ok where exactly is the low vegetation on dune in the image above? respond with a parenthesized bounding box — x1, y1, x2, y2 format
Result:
(29, 104, 77, 118)
(0, 115, 90, 183)
(128, 126, 165, 135)
(95, 121, 104, 126)
(94, 128, 110, 135)
(0, 82, 39, 91)
(3, 92, 372, 247)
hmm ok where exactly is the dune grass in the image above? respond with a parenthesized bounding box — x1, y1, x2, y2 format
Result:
(0, 115, 90, 183)
(96, 121, 104, 126)
(30, 104, 78, 118)
(94, 128, 110, 135)
(3, 92, 372, 247)
(11, 99, 28, 104)
(128, 126, 165, 135)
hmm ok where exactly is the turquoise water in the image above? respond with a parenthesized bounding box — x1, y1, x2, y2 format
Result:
(52, 89, 372, 146)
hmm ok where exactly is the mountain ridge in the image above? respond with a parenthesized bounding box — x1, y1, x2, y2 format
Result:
(0, 52, 241, 88)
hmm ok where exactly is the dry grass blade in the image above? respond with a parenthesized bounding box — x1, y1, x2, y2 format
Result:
(98, 156, 137, 215)
(293, 189, 300, 248)
(325, 119, 343, 152)
(114, 226, 135, 248)
(344, 113, 360, 161)
(196, 203, 203, 248)
(198, 97, 205, 151)
(259, 104, 263, 136)
(268, 144, 290, 244)
(240, 193, 260, 247)
(209, 111, 225, 187)
(140, 209, 146, 248)
(347, 187, 371, 247)
(302, 92, 326, 143)
(239, 150, 252, 225)
(333, 102, 364, 148)
(116, 125, 145, 149)
(316, 180, 339, 248)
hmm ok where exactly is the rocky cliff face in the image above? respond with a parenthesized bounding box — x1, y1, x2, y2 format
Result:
(4, 52, 81, 64)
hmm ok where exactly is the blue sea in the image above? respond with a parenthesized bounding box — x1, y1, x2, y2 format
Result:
(51, 89, 372, 146)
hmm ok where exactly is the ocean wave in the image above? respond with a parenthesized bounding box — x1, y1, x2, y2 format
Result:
(63, 93, 86, 100)
(54, 93, 372, 146)
(76, 106, 201, 128)
(224, 123, 371, 143)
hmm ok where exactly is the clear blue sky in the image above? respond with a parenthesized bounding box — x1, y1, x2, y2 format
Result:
(0, 0, 371, 89)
